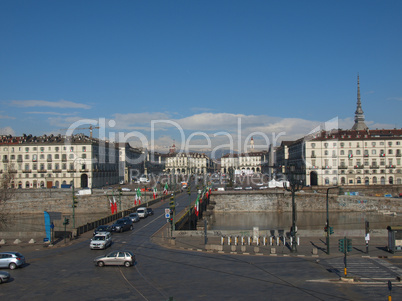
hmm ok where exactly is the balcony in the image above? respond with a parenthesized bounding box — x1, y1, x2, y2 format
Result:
(309, 166, 319, 170)
(80, 169, 89, 173)
(2, 158, 9, 163)
(9, 170, 17, 173)
(67, 169, 76, 173)
(364, 154, 369, 157)
(62, 157, 67, 162)
(338, 165, 348, 169)
(396, 153, 401, 157)
(388, 165, 396, 169)
(370, 165, 379, 169)
(52, 169, 62, 173)
(17, 158, 23, 162)
(22, 170, 32, 173)
(322, 166, 332, 169)
(380, 153, 385, 157)
(38, 170, 47, 173)
(354, 165, 364, 169)
(47, 158, 52, 162)
(311, 154, 316, 158)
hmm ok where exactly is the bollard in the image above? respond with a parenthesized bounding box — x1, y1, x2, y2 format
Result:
(297, 236, 300, 246)
(276, 236, 280, 246)
(228, 236, 231, 246)
(235, 236, 238, 246)
(290, 237, 293, 246)
(247, 236, 251, 245)
(241, 236, 245, 246)
(221, 236, 224, 245)
(283, 236, 285, 246)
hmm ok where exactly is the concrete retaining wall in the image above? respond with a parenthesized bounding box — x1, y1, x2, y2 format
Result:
(211, 191, 402, 213)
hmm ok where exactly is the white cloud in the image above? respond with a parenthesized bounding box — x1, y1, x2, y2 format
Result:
(10, 99, 91, 109)
(27, 111, 77, 116)
(0, 113, 16, 120)
(0, 127, 15, 135)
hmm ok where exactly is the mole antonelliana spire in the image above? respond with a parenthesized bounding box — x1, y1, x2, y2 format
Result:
(351, 74, 368, 131)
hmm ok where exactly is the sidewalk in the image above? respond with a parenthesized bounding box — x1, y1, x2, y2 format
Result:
(152, 228, 399, 259)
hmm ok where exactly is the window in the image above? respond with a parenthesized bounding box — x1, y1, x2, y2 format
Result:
(340, 143, 344, 148)
(55, 154, 59, 159)
(372, 142, 376, 147)
(356, 150, 361, 155)
(40, 154, 45, 159)
(324, 143, 328, 148)
(82, 146, 86, 152)
(373, 177, 377, 184)
(388, 142, 392, 146)
(47, 163, 52, 170)
(340, 150, 345, 155)
(388, 149, 393, 155)
(55, 147, 59, 151)
(324, 150, 328, 156)
(25, 147, 29, 152)
(380, 142, 384, 146)
(25, 154, 29, 159)
(372, 150, 376, 155)
(40, 147, 44, 152)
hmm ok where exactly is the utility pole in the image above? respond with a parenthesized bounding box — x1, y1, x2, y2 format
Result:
(283, 166, 303, 252)
(326, 186, 338, 254)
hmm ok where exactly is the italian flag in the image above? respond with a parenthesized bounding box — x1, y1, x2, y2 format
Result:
(136, 188, 142, 205)
(163, 183, 169, 194)
(194, 194, 200, 216)
(113, 196, 118, 213)
(109, 197, 115, 214)
(153, 187, 157, 199)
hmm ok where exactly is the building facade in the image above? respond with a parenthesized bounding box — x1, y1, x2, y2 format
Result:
(0, 134, 121, 189)
(164, 152, 214, 175)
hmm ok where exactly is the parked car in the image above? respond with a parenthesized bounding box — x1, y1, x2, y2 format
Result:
(110, 219, 133, 233)
(234, 187, 243, 190)
(245, 186, 253, 190)
(146, 208, 154, 216)
(93, 225, 111, 236)
(0, 252, 25, 270)
(94, 250, 135, 267)
(0, 271, 10, 284)
(90, 232, 112, 250)
(121, 187, 131, 192)
(137, 207, 148, 218)
(128, 213, 140, 223)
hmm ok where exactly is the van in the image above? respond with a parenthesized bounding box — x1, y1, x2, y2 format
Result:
(137, 207, 148, 218)
(139, 177, 150, 183)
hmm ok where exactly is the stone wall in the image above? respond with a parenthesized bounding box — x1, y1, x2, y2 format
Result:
(2, 190, 158, 214)
(211, 191, 402, 213)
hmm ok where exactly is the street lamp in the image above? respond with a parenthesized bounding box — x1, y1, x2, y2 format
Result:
(326, 186, 338, 255)
(283, 166, 303, 252)
(188, 187, 191, 230)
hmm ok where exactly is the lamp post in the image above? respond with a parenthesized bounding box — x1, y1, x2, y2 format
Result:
(188, 187, 191, 230)
(326, 186, 338, 255)
(283, 166, 303, 253)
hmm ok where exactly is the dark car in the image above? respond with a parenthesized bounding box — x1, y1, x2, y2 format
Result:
(110, 219, 133, 233)
(146, 208, 154, 216)
(93, 225, 111, 236)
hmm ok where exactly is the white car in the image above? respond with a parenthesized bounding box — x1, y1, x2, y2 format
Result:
(137, 207, 148, 218)
(90, 232, 112, 250)
(234, 187, 243, 190)
(256, 183, 264, 186)
(245, 186, 253, 190)
(121, 188, 131, 192)
(259, 186, 268, 189)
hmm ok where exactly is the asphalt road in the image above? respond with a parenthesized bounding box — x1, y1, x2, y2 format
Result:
(1, 190, 401, 300)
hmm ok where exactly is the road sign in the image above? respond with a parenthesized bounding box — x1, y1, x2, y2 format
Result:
(165, 208, 170, 219)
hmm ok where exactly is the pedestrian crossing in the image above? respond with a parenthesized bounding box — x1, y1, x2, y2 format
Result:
(324, 257, 400, 280)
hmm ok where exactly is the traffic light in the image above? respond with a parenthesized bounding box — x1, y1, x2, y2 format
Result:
(346, 239, 352, 252)
(324, 226, 328, 232)
(338, 238, 345, 253)
(169, 217, 173, 225)
(63, 218, 69, 225)
(329, 227, 334, 235)
(72, 196, 78, 208)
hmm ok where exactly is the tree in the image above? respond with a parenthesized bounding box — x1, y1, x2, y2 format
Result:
(0, 168, 15, 229)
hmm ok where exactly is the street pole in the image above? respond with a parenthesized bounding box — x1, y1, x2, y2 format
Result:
(72, 183, 75, 229)
(188, 188, 191, 230)
(326, 186, 338, 255)
(283, 166, 303, 253)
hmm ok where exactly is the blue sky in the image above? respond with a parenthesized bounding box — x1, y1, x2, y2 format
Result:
(1, 0, 401, 152)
